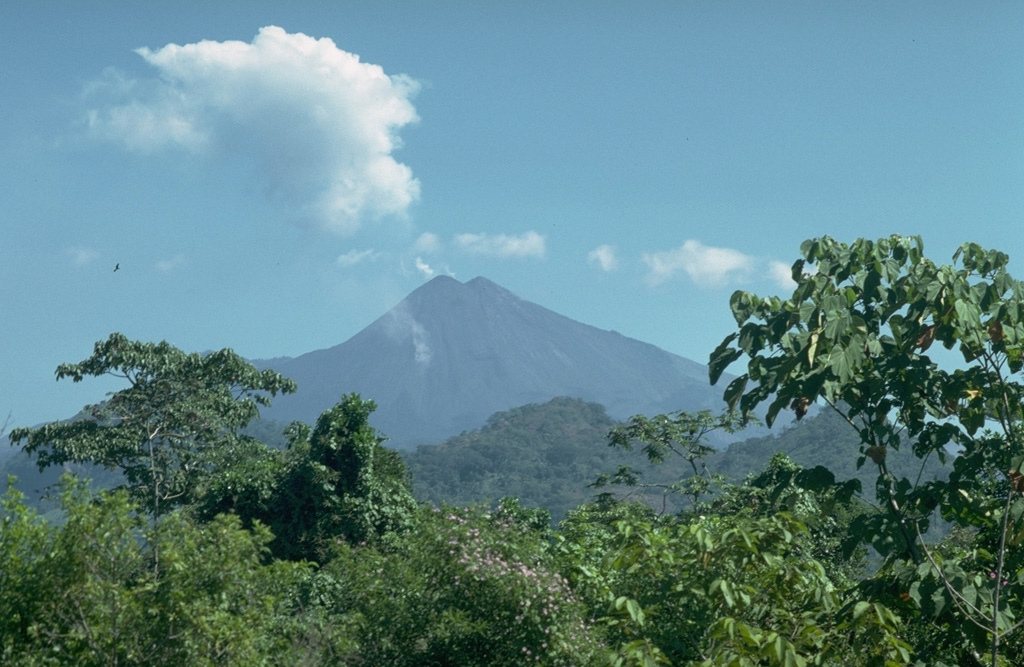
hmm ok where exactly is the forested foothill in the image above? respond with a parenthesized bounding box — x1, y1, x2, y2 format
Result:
(2, 235, 1024, 665)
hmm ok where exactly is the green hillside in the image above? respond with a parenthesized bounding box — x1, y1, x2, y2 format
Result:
(403, 397, 628, 522)
(404, 398, 953, 523)
(711, 405, 952, 490)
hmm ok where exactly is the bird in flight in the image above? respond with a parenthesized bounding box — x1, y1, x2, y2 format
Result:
(114, 263, 120, 272)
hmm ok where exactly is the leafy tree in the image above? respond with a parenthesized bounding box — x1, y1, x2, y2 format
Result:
(0, 480, 57, 664)
(568, 506, 908, 666)
(0, 478, 312, 666)
(567, 422, 899, 666)
(9, 333, 296, 522)
(186, 436, 287, 528)
(260, 393, 419, 562)
(709, 452, 868, 588)
(552, 498, 660, 629)
(144, 512, 310, 666)
(593, 409, 746, 512)
(709, 235, 1024, 664)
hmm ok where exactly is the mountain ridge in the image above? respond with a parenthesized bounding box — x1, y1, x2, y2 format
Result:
(255, 275, 727, 448)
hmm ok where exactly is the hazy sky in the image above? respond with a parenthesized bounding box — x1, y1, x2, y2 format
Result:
(2, 2, 1022, 428)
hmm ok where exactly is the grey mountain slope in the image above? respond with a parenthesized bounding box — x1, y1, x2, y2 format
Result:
(257, 275, 727, 448)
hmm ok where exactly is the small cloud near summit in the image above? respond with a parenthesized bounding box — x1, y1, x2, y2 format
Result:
(415, 257, 435, 278)
(413, 256, 453, 279)
(84, 26, 421, 236)
(414, 232, 441, 254)
(643, 240, 753, 287)
(641, 239, 793, 290)
(336, 249, 379, 267)
(587, 245, 618, 272)
(455, 231, 545, 259)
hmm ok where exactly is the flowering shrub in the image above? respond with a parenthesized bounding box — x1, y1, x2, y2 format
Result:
(324, 502, 605, 665)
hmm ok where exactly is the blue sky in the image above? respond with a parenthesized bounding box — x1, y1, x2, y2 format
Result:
(2, 2, 1022, 428)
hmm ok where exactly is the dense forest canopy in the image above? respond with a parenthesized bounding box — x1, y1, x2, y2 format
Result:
(3, 235, 1024, 666)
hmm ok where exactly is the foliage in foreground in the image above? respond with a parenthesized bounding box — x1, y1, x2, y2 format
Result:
(712, 235, 1024, 665)
(0, 480, 313, 666)
(6, 233, 1024, 665)
(322, 499, 605, 665)
(1, 469, 911, 666)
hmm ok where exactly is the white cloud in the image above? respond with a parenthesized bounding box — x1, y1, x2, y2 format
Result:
(155, 254, 186, 272)
(336, 248, 378, 267)
(454, 231, 546, 259)
(414, 232, 441, 253)
(587, 244, 618, 272)
(65, 246, 99, 267)
(768, 260, 797, 290)
(642, 240, 801, 290)
(415, 257, 435, 278)
(85, 26, 421, 234)
(643, 239, 753, 287)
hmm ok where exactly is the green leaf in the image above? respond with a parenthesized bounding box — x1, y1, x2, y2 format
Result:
(828, 348, 855, 383)
(954, 299, 981, 325)
(765, 393, 790, 429)
(723, 375, 749, 411)
(730, 291, 758, 325)
(709, 334, 742, 385)
(852, 600, 871, 620)
(625, 598, 644, 624)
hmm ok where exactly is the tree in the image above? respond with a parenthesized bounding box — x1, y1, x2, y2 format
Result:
(570, 409, 895, 666)
(709, 235, 1024, 665)
(553, 484, 909, 667)
(10, 333, 296, 521)
(0, 478, 312, 666)
(593, 409, 746, 512)
(0, 479, 56, 664)
(709, 452, 869, 588)
(263, 393, 418, 562)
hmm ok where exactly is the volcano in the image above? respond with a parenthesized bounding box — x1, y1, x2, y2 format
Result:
(256, 276, 725, 448)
